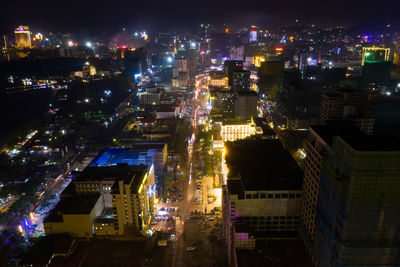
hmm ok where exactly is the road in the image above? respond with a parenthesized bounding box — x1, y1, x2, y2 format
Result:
(155, 73, 226, 267)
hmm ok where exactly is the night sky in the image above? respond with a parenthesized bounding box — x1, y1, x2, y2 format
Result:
(1, 0, 400, 34)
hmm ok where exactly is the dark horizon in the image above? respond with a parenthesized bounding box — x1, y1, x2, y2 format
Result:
(1, 0, 400, 35)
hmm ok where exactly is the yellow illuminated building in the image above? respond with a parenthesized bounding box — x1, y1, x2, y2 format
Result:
(220, 119, 260, 142)
(361, 46, 390, 66)
(14, 25, 31, 48)
(45, 164, 155, 238)
(254, 55, 266, 68)
(209, 77, 228, 87)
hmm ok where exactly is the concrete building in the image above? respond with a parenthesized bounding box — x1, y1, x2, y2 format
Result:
(220, 119, 260, 142)
(111, 165, 155, 235)
(311, 126, 400, 266)
(235, 91, 258, 121)
(138, 87, 163, 105)
(320, 89, 374, 135)
(223, 139, 303, 256)
(44, 195, 104, 238)
(46, 164, 156, 237)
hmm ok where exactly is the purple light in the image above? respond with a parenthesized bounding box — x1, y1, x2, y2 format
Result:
(19, 28, 24, 32)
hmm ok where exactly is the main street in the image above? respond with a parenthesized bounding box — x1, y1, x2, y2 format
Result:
(152, 73, 225, 267)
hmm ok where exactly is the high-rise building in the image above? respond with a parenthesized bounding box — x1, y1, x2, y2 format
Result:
(223, 139, 303, 253)
(300, 121, 355, 264)
(224, 60, 244, 87)
(230, 46, 244, 61)
(232, 70, 250, 93)
(319, 89, 374, 135)
(235, 91, 257, 121)
(313, 128, 400, 266)
(14, 25, 31, 48)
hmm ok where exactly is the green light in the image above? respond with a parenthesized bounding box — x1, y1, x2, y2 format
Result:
(365, 52, 372, 57)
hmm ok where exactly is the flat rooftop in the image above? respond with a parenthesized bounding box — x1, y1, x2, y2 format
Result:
(44, 194, 100, 223)
(89, 145, 164, 167)
(225, 139, 302, 193)
(310, 121, 400, 151)
(76, 164, 148, 187)
(253, 118, 275, 136)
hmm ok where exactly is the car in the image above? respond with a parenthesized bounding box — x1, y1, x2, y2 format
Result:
(187, 246, 196, 251)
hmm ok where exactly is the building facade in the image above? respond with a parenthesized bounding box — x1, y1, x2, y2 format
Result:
(315, 134, 400, 266)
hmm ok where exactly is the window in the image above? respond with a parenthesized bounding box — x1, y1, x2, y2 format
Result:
(296, 193, 302, 198)
(275, 194, 281, 198)
(282, 194, 288, 198)
(280, 216, 285, 220)
(245, 194, 252, 199)
(289, 194, 295, 198)
(273, 216, 279, 220)
(260, 194, 266, 198)
(253, 194, 259, 199)
(267, 194, 273, 198)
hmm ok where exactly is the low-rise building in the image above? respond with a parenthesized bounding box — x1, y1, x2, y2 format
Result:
(220, 119, 261, 142)
(44, 195, 104, 238)
(45, 164, 155, 237)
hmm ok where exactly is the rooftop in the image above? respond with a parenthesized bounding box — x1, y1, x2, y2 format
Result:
(253, 118, 275, 136)
(236, 91, 258, 96)
(311, 121, 400, 151)
(44, 194, 100, 223)
(225, 139, 302, 192)
(89, 145, 165, 167)
(77, 164, 149, 189)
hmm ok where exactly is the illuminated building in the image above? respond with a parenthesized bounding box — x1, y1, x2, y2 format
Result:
(249, 30, 257, 42)
(111, 165, 155, 235)
(394, 52, 400, 67)
(254, 55, 265, 68)
(14, 25, 31, 48)
(220, 119, 259, 142)
(232, 70, 250, 93)
(275, 47, 283, 55)
(44, 164, 155, 238)
(208, 71, 228, 88)
(308, 125, 400, 266)
(83, 65, 97, 78)
(89, 143, 167, 182)
(44, 195, 104, 238)
(235, 91, 258, 121)
(361, 46, 390, 66)
(138, 87, 163, 105)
